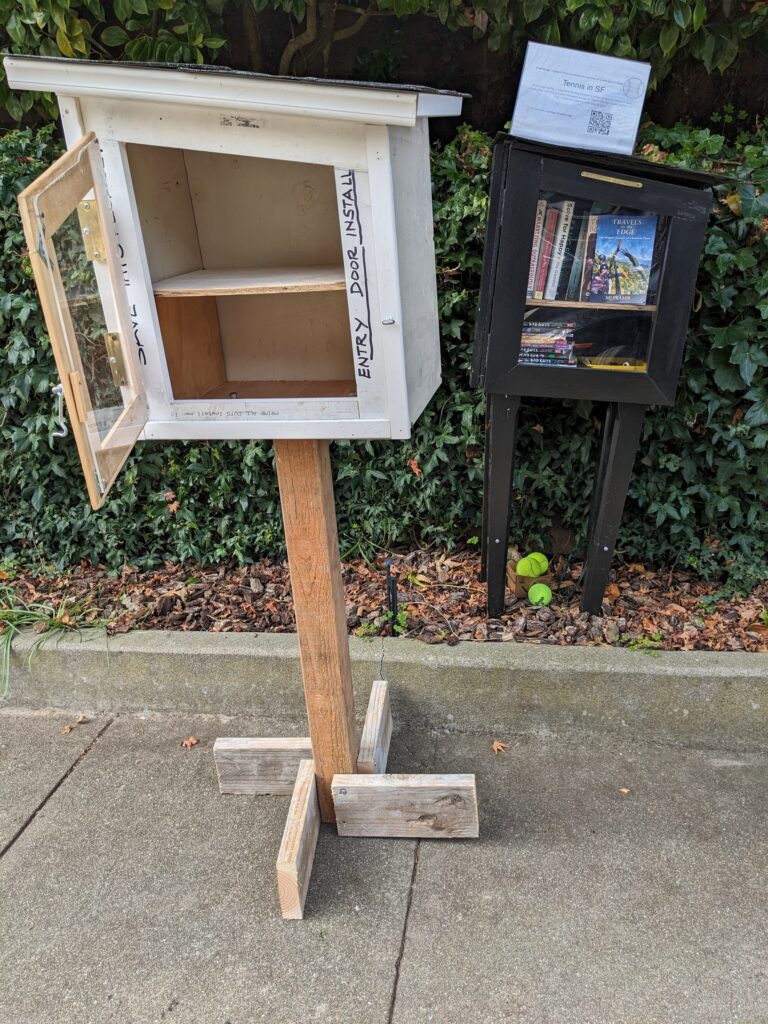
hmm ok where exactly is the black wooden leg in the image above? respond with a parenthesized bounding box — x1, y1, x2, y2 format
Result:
(479, 398, 492, 583)
(484, 393, 521, 618)
(581, 402, 645, 614)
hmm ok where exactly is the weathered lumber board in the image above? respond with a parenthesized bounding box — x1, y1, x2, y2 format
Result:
(213, 737, 313, 795)
(356, 680, 392, 774)
(331, 774, 479, 839)
(274, 439, 358, 822)
(276, 759, 320, 920)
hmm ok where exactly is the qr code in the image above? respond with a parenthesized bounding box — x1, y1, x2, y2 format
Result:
(587, 109, 613, 136)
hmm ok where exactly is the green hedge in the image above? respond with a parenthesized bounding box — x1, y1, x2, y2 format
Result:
(1, 115, 767, 590)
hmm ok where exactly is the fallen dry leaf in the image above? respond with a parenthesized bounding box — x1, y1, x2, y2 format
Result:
(180, 736, 199, 749)
(60, 724, 74, 735)
(76, 714, 90, 724)
(604, 583, 620, 601)
(407, 457, 422, 477)
(491, 739, 509, 754)
(618, 787, 631, 795)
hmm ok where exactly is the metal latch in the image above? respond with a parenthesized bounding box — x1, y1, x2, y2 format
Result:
(78, 199, 105, 261)
(51, 382, 68, 438)
(104, 332, 128, 387)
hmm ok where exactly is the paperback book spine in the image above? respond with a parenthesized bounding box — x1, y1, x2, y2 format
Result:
(526, 199, 547, 298)
(544, 201, 575, 300)
(533, 208, 560, 299)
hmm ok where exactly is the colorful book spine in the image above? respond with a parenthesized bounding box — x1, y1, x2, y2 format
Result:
(579, 214, 600, 301)
(544, 201, 575, 300)
(526, 199, 547, 298)
(557, 201, 592, 301)
(564, 208, 593, 301)
(533, 207, 560, 300)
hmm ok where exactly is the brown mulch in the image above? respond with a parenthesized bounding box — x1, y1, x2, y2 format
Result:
(4, 549, 768, 653)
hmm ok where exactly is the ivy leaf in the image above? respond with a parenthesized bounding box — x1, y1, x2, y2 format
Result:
(692, 0, 706, 31)
(744, 389, 768, 428)
(658, 21, 680, 56)
(102, 25, 129, 45)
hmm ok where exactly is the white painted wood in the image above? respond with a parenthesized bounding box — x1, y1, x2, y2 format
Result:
(332, 774, 479, 838)
(82, 98, 368, 173)
(389, 120, 442, 425)
(334, 168, 388, 421)
(357, 680, 392, 774)
(5, 56, 422, 126)
(213, 737, 313, 795)
(153, 266, 345, 297)
(142, 416, 391, 440)
(276, 760, 320, 920)
(365, 127, 410, 438)
(416, 93, 465, 117)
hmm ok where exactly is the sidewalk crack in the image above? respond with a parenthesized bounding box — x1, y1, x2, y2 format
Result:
(0, 716, 115, 860)
(387, 839, 420, 1024)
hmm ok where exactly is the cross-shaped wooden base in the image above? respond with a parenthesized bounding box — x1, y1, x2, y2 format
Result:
(214, 680, 478, 918)
(212, 439, 478, 919)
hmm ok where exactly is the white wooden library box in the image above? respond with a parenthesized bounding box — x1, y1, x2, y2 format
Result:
(5, 56, 463, 507)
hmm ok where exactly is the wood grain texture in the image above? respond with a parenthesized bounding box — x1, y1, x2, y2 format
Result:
(155, 294, 225, 399)
(274, 439, 357, 822)
(213, 737, 313, 795)
(153, 266, 346, 297)
(331, 774, 479, 839)
(357, 680, 392, 774)
(276, 759, 320, 920)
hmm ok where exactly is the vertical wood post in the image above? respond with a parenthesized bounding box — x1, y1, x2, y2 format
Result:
(274, 439, 357, 822)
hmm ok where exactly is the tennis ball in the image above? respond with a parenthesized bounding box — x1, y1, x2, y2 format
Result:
(528, 583, 553, 606)
(515, 556, 540, 578)
(528, 552, 549, 575)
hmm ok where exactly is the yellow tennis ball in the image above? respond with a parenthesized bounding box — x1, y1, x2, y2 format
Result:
(528, 583, 552, 606)
(515, 556, 539, 577)
(528, 552, 549, 575)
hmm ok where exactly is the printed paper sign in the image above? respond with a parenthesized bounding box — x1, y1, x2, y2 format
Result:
(510, 42, 650, 155)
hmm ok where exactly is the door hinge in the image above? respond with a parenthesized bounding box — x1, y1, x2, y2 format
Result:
(104, 332, 128, 388)
(78, 199, 106, 261)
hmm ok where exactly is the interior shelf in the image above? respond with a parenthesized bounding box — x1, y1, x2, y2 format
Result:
(153, 265, 346, 298)
(526, 299, 657, 312)
(200, 379, 357, 400)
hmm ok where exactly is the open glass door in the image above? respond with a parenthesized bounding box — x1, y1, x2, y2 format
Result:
(18, 133, 147, 509)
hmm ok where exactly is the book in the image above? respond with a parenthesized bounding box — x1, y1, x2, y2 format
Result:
(581, 214, 658, 304)
(526, 199, 547, 298)
(579, 213, 600, 301)
(543, 201, 575, 300)
(533, 207, 560, 299)
(560, 202, 596, 301)
(519, 320, 577, 367)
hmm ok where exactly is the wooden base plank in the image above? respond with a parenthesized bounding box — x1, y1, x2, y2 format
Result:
(357, 680, 393, 774)
(213, 737, 313, 795)
(276, 759, 320, 920)
(331, 774, 479, 839)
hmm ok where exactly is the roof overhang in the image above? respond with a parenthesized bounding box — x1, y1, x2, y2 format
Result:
(3, 56, 464, 127)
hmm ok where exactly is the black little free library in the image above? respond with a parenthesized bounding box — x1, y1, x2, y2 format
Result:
(472, 135, 718, 616)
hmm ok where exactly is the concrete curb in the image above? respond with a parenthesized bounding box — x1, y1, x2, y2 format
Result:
(4, 629, 767, 749)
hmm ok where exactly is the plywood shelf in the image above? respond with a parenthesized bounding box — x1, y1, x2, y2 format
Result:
(200, 379, 357, 400)
(526, 299, 657, 312)
(153, 265, 346, 298)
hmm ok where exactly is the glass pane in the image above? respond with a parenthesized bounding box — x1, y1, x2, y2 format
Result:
(52, 208, 124, 439)
(519, 191, 669, 371)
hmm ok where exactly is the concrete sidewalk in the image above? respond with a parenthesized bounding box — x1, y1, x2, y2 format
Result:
(1, 706, 766, 1024)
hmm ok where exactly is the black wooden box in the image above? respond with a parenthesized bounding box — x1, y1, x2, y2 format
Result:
(473, 136, 718, 615)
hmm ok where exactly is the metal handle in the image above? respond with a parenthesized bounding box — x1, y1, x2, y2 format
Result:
(51, 383, 68, 439)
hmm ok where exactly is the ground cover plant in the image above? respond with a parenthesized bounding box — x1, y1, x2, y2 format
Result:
(2, 114, 767, 600)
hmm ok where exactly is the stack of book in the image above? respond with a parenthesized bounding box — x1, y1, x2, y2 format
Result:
(519, 320, 577, 367)
(526, 198, 658, 306)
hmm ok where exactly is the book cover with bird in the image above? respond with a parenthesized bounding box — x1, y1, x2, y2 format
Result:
(581, 214, 658, 304)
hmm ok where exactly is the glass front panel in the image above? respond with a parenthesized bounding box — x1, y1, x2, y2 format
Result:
(520, 191, 670, 371)
(52, 207, 124, 441)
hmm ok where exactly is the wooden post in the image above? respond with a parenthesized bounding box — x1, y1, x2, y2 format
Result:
(274, 439, 357, 822)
